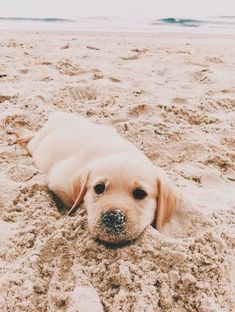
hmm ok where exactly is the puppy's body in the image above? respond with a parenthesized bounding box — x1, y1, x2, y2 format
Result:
(28, 112, 140, 172)
(23, 112, 178, 243)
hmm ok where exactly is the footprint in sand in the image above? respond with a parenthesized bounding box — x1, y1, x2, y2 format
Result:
(192, 69, 212, 84)
(206, 56, 224, 64)
(204, 97, 235, 111)
(171, 97, 188, 104)
(186, 111, 218, 125)
(128, 104, 153, 118)
(68, 86, 98, 101)
(55, 59, 85, 76)
(203, 155, 234, 171)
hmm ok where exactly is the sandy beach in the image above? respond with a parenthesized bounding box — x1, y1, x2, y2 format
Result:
(0, 30, 234, 311)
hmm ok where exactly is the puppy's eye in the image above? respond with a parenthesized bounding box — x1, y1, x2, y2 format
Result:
(132, 188, 147, 200)
(94, 183, 106, 194)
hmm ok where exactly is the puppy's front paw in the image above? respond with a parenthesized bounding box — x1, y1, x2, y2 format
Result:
(15, 130, 34, 145)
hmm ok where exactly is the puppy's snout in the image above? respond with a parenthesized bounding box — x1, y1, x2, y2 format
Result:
(100, 210, 126, 235)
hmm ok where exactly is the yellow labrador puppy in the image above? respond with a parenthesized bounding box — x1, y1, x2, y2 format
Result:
(18, 112, 178, 243)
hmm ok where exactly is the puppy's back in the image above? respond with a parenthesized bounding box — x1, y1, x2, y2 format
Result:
(28, 112, 125, 172)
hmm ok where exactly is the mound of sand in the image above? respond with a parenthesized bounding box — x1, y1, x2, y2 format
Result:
(0, 31, 234, 311)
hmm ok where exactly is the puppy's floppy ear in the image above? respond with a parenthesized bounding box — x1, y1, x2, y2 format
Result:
(68, 169, 90, 216)
(154, 169, 178, 230)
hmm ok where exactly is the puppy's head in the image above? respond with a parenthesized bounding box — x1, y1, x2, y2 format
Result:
(72, 154, 178, 244)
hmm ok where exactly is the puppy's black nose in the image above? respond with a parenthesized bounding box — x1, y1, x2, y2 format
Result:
(101, 210, 126, 235)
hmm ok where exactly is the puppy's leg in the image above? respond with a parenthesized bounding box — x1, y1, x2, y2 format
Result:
(15, 130, 35, 146)
(26, 112, 78, 155)
(47, 157, 81, 209)
(27, 119, 60, 155)
(48, 157, 89, 213)
(15, 123, 52, 154)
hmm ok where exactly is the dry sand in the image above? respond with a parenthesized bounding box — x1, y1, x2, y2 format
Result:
(0, 30, 234, 311)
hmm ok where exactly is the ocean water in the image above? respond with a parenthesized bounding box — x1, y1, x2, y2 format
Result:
(0, 16, 235, 34)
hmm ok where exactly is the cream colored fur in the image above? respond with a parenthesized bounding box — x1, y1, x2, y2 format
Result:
(19, 112, 178, 243)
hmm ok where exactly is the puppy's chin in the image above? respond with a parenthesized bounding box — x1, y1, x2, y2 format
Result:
(95, 237, 134, 248)
(88, 223, 143, 245)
